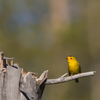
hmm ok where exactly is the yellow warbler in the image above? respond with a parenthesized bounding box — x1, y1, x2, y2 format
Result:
(66, 55, 81, 83)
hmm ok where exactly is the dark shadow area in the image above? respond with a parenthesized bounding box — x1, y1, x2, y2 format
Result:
(21, 91, 34, 100)
(11, 65, 18, 69)
(37, 79, 47, 99)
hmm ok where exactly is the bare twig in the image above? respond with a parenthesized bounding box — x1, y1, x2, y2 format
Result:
(3, 57, 14, 60)
(45, 71, 96, 85)
(60, 73, 68, 78)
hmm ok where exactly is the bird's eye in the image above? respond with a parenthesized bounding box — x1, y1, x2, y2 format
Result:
(70, 58, 72, 59)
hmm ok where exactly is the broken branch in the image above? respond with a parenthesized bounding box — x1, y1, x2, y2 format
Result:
(45, 71, 96, 85)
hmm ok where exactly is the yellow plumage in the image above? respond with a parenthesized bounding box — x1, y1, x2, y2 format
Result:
(66, 55, 81, 83)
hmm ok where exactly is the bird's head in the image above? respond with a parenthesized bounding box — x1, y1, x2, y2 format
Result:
(65, 55, 77, 63)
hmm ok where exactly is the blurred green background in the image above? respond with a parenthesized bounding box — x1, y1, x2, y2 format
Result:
(0, 0, 100, 100)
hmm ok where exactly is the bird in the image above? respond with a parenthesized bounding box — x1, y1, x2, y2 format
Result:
(66, 55, 81, 83)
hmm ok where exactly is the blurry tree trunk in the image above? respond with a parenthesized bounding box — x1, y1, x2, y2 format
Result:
(49, 0, 70, 31)
(87, 1, 100, 100)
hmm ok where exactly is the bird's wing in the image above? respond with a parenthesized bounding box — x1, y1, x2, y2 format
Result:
(68, 66, 71, 76)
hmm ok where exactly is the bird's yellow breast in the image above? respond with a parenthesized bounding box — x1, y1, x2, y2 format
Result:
(69, 61, 79, 75)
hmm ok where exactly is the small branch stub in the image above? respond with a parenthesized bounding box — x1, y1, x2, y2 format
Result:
(36, 70, 48, 86)
(0, 52, 4, 68)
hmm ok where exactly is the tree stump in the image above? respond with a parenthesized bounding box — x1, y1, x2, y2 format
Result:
(0, 52, 48, 100)
(0, 52, 96, 100)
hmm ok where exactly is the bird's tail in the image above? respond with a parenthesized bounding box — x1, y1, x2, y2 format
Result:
(75, 79, 79, 83)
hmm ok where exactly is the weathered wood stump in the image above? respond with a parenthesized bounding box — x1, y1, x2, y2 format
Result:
(0, 52, 48, 100)
(0, 52, 96, 100)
